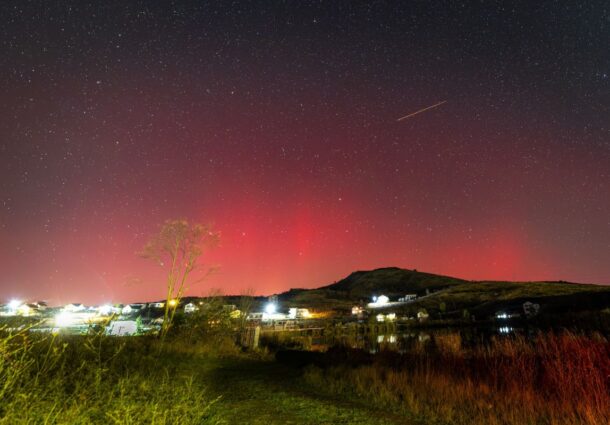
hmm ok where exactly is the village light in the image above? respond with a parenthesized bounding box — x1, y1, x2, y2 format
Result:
(55, 311, 74, 327)
(8, 299, 21, 311)
(168, 299, 178, 307)
(17, 304, 32, 316)
(98, 304, 113, 316)
(265, 303, 277, 314)
(368, 295, 390, 308)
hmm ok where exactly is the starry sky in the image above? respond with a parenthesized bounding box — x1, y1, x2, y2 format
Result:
(1, 1, 609, 305)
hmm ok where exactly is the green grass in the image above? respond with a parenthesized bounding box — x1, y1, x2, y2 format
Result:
(204, 356, 414, 425)
(0, 328, 414, 424)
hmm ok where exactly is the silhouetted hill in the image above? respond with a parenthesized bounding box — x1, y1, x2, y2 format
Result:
(276, 267, 610, 318)
(319, 267, 466, 297)
(278, 267, 465, 310)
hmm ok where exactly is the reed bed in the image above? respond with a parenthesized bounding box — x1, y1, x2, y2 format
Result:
(304, 332, 610, 425)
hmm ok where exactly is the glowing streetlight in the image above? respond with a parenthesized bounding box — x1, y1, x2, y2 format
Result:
(265, 303, 277, 314)
(55, 311, 74, 327)
(8, 299, 21, 311)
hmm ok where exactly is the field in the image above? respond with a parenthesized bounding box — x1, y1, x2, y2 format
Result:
(0, 327, 405, 424)
(2, 322, 609, 424)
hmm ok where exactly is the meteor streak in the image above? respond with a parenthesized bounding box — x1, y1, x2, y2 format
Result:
(397, 100, 447, 121)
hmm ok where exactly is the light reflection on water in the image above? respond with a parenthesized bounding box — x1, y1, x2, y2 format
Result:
(315, 325, 522, 353)
(376, 334, 398, 344)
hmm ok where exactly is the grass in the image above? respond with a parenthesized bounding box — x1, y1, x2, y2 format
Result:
(3, 318, 609, 424)
(0, 325, 414, 424)
(0, 328, 217, 424)
(303, 331, 610, 425)
(204, 356, 411, 424)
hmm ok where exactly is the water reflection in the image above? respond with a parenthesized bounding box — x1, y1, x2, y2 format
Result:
(376, 334, 397, 344)
(311, 325, 523, 353)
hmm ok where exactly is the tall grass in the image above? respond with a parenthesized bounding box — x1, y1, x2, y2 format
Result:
(304, 332, 610, 425)
(0, 325, 220, 424)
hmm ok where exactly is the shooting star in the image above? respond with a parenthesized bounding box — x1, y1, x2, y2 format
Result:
(396, 100, 447, 121)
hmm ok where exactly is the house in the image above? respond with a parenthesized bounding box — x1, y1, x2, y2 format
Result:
(34, 301, 48, 311)
(184, 302, 199, 314)
(495, 304, 524, 320)
(4, 301, 40, 316)
(523, 301, 540, 318)
(351, 306, 364, 315)
(150, 302, 165, 309)
(288, 308, 311, 319)
(97, 305, 117, 316)
(246, 312, 264, 321)
(63, 303, 86, 312)
(496, 301, 540, 320)
(368, 295, 390, 308)
(20, 304, 39, 316)
(121, 304, 144, 316)
(398, 294, 417, 302)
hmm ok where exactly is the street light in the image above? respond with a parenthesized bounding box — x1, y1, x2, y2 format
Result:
(55, 311, 74, 327)
(265, 303, 277, 314)
(8, 299, 21, 311)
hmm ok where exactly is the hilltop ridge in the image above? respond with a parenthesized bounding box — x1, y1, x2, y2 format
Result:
(275, 267, 610, 320)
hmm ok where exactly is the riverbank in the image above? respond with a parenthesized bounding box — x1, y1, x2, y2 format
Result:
(2, 326, 608, 424)
(301, 331, 610, 425)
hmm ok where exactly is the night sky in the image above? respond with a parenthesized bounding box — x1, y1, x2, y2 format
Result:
(1, 1, 609, 305)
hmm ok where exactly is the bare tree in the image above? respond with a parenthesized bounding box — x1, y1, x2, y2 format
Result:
(238, 288, 256, 332)
(140, 219, 219, 339)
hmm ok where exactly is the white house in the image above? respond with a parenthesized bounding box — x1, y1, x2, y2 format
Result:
(288, 308, 311, 319)
(184, 303, 199, 314)
(63, 303, 86, 312)
(368, 295, 390, 308)
(246, 312, 264, 321)
(398, 294, 417, 302)
(121, 304, 144, 316)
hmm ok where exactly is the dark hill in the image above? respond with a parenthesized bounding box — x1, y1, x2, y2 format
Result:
(319, 267, 466, 298)
(276, 267, 610, 320)
(279, 267, 465, 310)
